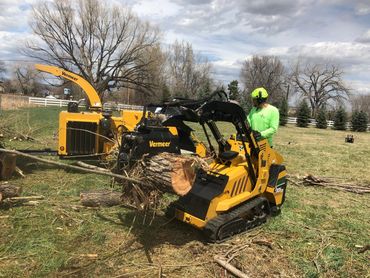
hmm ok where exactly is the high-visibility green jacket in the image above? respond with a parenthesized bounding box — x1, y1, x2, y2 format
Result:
(247, 104, 279, 147)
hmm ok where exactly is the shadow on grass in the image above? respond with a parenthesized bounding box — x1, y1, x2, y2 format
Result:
(13, 156, 62, 173)
(97, 208, 204, 251)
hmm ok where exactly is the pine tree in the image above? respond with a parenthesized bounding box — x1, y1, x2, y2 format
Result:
(315, 106, 327, 129)
(196, 79, 212, 99)
(333, 106, 347, 130)
(296, 100, 311, 127)
(351, 110, 360, 131)
(279, 98, 288, 126)
(357, 111, 369, 132)
(227, 80, 240, 101)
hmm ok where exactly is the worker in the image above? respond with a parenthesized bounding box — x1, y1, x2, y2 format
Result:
(247, 87, 279, 147)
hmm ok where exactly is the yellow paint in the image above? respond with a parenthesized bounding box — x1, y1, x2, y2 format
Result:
(35, 64, 102, 109)
(176, 136, 287, 230)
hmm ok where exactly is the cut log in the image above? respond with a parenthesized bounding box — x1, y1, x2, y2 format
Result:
(128, 152, 209, 196)
(0, 183, 22, 199)
(0, 153, 16, 180)
(80, 190, 123, 207)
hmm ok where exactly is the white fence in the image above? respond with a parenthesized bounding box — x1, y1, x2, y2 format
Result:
(29, 97, 72, 107)
(115, 103, 143, 111)
(28, 97, 143, 111)
(287, 117, 370, 130)
(27, 97, 370, 130)
(287, 117, 337, 127)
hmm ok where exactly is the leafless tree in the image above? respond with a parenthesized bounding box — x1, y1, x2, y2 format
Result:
(167, 40, 212, 99)
(12, 65, 44, 96)
(351, 94, 370, 116)
(291, 62, 350, 117)
(25, 0, 160, 99)
(132, 43, 170, 104)
(240, 55, 287, 105)
(0, 61, 6, 81)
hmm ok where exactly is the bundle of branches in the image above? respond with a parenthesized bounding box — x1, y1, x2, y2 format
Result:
(120, 152, 209, 210)
(0, 113, 36, 142)
(302, 174, 370, 194)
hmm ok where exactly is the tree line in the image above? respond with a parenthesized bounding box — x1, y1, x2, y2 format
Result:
(296, 101, 369, 132)
(0, 0, 368, 132)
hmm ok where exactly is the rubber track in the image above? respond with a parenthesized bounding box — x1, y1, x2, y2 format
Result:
(203, 196, 268, 242)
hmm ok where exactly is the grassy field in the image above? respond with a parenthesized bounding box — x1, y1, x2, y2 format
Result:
(0, 107, 369, 278)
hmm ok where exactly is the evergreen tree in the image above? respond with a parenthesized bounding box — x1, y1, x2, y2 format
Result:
(316, 106, 327, 129)
(196, 79, 212, 99)
(333, 106, 347, 130)
(351, 110, 360, 131)
(296, 100, 311, 127)
(357, 111, 369, 132)
(227, 80, 240, 101)
(279, 98, 289, 126)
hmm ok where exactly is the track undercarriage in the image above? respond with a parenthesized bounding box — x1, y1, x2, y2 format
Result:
(203, 197, 271, 242)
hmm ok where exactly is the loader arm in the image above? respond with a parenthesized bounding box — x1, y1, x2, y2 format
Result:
(35, 64, 102, 110)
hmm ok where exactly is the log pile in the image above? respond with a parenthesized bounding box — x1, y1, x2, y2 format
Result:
(0, 148, 210, 210)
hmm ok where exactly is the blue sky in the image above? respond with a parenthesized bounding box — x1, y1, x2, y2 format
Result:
(1, 0, 370, 94)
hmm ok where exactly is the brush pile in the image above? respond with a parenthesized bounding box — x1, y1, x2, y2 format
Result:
(120, 152, 209, 209)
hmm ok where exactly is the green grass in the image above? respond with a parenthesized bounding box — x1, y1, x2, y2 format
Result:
(0, 107, 369, 277)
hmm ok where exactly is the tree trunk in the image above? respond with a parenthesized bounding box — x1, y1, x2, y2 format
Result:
(121, 153, 209, 209)
(80, 190, 123, 207)
(128, 153, 209, 196)
(0, 153, 16, 180)
(0, 184, 22, 199)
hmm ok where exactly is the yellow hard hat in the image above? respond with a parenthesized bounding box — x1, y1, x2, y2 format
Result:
(251, 87, 268, 99)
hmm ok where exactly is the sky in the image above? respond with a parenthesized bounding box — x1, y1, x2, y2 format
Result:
(1, 0, 370, 94)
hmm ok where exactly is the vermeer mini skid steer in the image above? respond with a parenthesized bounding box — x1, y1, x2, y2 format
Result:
(167, 100, 287, 242)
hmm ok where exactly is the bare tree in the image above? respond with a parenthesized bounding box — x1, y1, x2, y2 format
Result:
(351, 94, 370, 116)
(240, 55, 287, 105)
(25, 0, 160, 99)
(291, 62, 350, 117)
(167, 40, 212, 99)
(0, 61, 6, 81)
(132, 43, 169, 104)
(12, 65, 44, 96)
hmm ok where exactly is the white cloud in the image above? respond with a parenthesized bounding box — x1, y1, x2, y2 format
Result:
(0, 0, 36, 32)
(356, 29, 370, 43)
(131, 0, 181, 19)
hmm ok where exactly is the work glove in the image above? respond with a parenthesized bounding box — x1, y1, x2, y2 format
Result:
(252, 130, 262, 141)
